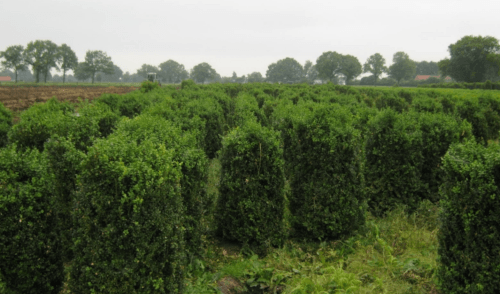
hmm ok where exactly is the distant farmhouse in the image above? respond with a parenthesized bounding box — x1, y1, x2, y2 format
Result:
(415, 75, 452, 82)
(0, 76, 12, 82)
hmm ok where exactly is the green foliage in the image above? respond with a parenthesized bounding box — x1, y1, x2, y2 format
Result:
(388, 52, 417, 84)
(0, 102, 12, 147)
(0, 146, 64, 294)
(365, 109, 423, 215)
(266, 57, 304, 84)
(287, 105, 366, 240)
(69, 133, 186, 293)
(438, 140, 500, 293)
(446, 35, 500, 82)
(233, 93, 267, 128)
(113, 114, 209, 257)
(140, 80, 160, 93)
(216, 120, 286, 247)
(363, 53, 387, 81)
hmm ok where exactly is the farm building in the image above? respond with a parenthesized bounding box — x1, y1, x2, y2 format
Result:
(415, 75, 452, 82)
(0, 76, 12, 82)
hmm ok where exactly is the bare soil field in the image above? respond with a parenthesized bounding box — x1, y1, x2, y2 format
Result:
(0, 86, 138, 111)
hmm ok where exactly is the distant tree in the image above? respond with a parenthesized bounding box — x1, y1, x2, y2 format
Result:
(0, 45, 26, 82)
(303, 60, 319, 83)
(437, 59, 450, 77)
(58, 44, 78, 83)
(23, 40, 60, 83)
(415, 61, 439, 76)
(100, 65, 123, 82)
(78, 50, 114, 84)
(74, 63, 91, 82)
(340, 55, 362, 84)
(247, 72, 264, 83)
(122, 71, 131, 83)
(158, 60, 189, 83)
(136, 64, 159, 80)
(388, 52, 416, 84)
(363, 53, 387, 82)
(316, 51, 343, 82)
(190, 62, 217, 84)
(444, 35, 500, 82)
(266, 57, 303, 83)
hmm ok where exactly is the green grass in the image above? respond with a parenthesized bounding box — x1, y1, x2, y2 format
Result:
(184, 158, 441, 294)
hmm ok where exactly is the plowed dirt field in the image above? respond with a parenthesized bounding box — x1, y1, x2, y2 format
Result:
(0, 86, 139, 111)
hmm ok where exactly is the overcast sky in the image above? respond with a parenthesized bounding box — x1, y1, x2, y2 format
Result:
(1, 0, 499, 77)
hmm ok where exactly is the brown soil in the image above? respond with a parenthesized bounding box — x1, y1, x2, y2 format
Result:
(0, 86, 138, 112)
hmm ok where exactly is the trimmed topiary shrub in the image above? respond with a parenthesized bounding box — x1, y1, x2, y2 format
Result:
(216, 120, 286, 247)
(69, 133, 186, 293)
(438, 140, 500, 293)
(364, 109, 423, 215)
(287, 105, 366, 240)
(0, 145, 64, 294)
(0, 102, 12, 148)
(113, 115, 209, 257)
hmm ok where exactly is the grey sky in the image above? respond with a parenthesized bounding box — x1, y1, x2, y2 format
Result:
(2, 0, 499, 77)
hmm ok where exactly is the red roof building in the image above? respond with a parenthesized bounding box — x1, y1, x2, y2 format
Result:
(415, 75, 452, 81)
(0, 76, 12, 82)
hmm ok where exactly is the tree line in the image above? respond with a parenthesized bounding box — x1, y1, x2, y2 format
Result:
(1, 35, 499, 85)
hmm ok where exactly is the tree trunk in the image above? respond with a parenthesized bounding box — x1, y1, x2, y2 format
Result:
(63, 69, 66, 84)
(15, 70, 18, 83)
(35, 70, 40, 83)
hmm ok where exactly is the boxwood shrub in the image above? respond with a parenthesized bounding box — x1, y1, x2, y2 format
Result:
(113, 115, 209, 257)
(69, 133, 185, 293)
(215, 120, 286, 247)
(364, 109, 423, 215)
(0, 146, 64, 294)
(287, 105, 366, 240)
(438, 140, 500, 293)
(0, 102, 12, 148)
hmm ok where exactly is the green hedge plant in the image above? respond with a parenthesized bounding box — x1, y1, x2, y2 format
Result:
(287, 105, 366, 240)
(0, 146, 64, 294)
(69, 133, 185, 293)
(438, 140, 500, 293)
(216, 120, 286, 247)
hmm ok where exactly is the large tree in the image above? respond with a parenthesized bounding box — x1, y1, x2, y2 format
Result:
(58, 44, 78, 83)
(415, 61, 439, 76)
(190, 62, 217, 84)
(40, 41, 60, 83)
(315, 51, 343, 82)
(247, 72, 264, 83)
(363, 53, 387, 82)
(303, 60, 319, 84)
(77, 50, 114, 84)
(158, 60, 188, 84)
(0, 45, 26, 83)
(443, 35, 500, 82)
(23, 40, 58, 83)
(266, 57, 303, 83)
(99, 65, 123, 82)
(340, 55, 362, 84)
(388, 51, 416, 84)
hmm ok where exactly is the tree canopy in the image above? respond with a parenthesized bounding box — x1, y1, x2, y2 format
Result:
(415, 61, 439, 76)
(266, 57, 303, 83)
(340, 55, 362, 84)
(315, 51, 343, 82)
(58, 44, 78, 83)
(363, 53, 387, 82)
(75, 50, 114, 84)
(158, 60, 188, 84)
(0, 45, 26, 82)
(443, 35, 500, 82)
(388, 51, 416, 84)
(190, 62, 217, 84)
(247, 72, 264, 83)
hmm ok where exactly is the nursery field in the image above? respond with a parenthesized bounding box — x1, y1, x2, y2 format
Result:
(1, 81, 499, 293)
